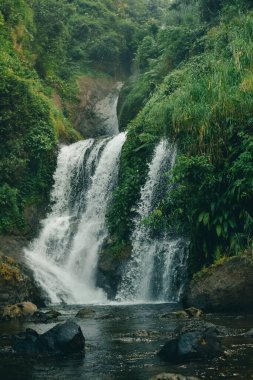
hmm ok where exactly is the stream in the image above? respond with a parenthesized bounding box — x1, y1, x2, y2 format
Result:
(0, 303, 253, 380)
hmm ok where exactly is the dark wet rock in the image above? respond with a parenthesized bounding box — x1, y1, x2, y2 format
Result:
(0, 235, 29, 262)
(38, 321, 85, 354)
(74, 77, 121, 138)
(12, 328, 40, 355)
(31, 309, 62, 323)
(2, 302, 37, 320)
(75, 307, 96, 318)
(184, 256, 253, 312)
(158, 327, 224, 362)
(185, 307, 204, 318)
(171, 310, 189, 319)
(150, 374, 200, 380)
(243, 328, 253, 337)
(176, 320, 239, 337)
(12, 321, 85, 355)
(162, 307, 204, 320)
(45, 309, 62, 319)
(96, 238, 132, 299)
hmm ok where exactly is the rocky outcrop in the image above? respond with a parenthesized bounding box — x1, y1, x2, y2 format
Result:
(72, 77, 122, 137)
(0, 235, 29, 261)
(158, 327, 224, 362)
(96, 239, 132, 299)
(12, 321, 85, 355)
(0, 254, 44, 311)
(183, 256, 253, 312)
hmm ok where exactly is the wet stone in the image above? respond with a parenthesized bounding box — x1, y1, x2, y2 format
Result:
(243, 328, 253, 337)
(161, 307, 204, 320)
(31, 309, 62, 323)
(75, 308, 96, 319)
(12, 321, 85, 356)
(158, 327, 224, 362)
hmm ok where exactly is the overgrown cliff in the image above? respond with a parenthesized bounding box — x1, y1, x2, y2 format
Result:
(0, 0, 166, 238)
(107, 0, 253, 275)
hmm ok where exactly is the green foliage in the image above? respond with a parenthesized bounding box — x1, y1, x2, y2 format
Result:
(0, 44, 58, 233)
(107, 117, 157, 240)
(33, 0, 74, 77)
(30, 0, 167, 79)
(0, 184, 21, 232)
(109, 0, 253, 267)
(0, 0, 168, 234)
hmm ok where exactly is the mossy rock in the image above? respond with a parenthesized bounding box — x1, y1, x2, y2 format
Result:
(183, 256, 253, 312)
(0, 254, 44, 309)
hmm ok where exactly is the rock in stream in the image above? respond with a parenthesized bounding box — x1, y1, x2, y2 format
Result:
(12, 321, 85, 355)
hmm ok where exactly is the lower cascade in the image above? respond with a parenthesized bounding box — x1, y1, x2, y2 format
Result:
(25, 133, 126, 304)
(25, 134, 187, 305)
(116, 140, 188, 303)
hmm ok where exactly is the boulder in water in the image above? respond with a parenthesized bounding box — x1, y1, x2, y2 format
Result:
(12, 321, 85, 355)
(184, 307, 204, 318)
(161, 307, 204, 320)
(171, 310, 189, 319)
(75, 307, 96, 318)
(158, 327, 223, 362)
(150, 374, 200, 380)
(2, 301, 37, 320)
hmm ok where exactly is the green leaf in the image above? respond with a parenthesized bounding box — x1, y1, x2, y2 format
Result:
(203, 212, 209, 226)
(198, 212, 205, 223)
(216, 225, 222, 237)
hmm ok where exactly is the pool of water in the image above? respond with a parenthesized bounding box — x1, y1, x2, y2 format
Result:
(0, 303, 253, 380)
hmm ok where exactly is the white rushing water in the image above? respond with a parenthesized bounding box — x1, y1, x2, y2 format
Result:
(116, 140, 188, 302)
(25, 133, 126, 304)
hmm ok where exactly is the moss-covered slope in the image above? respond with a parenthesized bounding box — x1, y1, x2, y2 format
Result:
(108, 0, 253, 273)
(0, 0, 166, 235)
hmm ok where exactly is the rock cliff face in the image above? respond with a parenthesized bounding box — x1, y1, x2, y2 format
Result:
(96, 240, 132, 299)
(183, 256, 253, 312)
(71, 76, 122, 137)
(0, 235, 29, 261)
(0, 254, 44, 311)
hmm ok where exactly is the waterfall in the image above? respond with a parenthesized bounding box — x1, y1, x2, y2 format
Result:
(25, 82, 187, 305)
(116, 140, 188, 303)
(25, 133, 126, 304)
